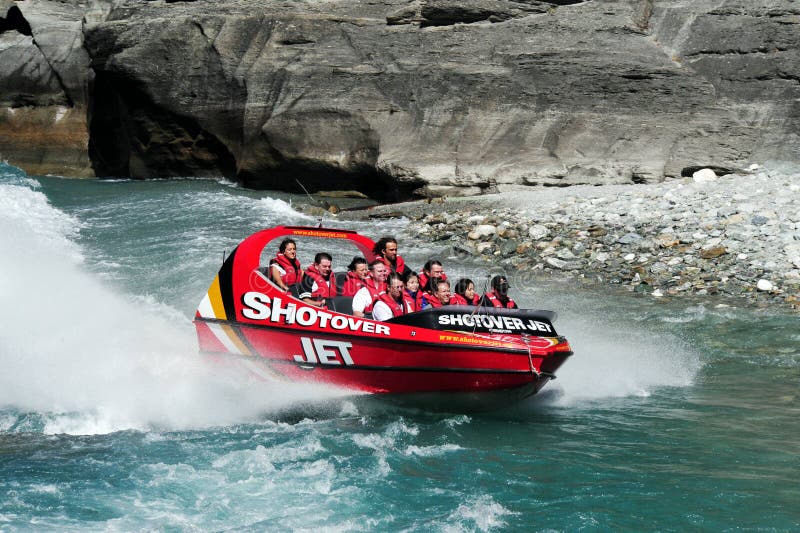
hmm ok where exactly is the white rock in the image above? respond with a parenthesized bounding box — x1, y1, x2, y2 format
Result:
(652, 289, 664, 297)
(756, 279, 774, 292)
(468, 224, 496, 240)
(693, 168, 718, 183)
(528, 224, 549, 240)
(624, 253, 636, 262)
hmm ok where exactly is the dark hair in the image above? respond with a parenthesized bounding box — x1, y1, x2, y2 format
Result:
(369, 259, 385, 270)
(491, 275, 509, 292)
(435, 279, 451, 291)
(278, 238, 296, 254)
(454, 278, 474, 297)
(372, 237, 397, 256)
(386, 272, 404, 286)
(402, 270, 418, 284)
(347, 256, 367, 272)
(422, 259, 442, 273)
(314, 252, 332, 264)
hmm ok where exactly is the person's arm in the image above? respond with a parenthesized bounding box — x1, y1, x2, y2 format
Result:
(371, 301, 391, 322)
(298, 278, 324, 307)
(351, 287, 369, 317)
(270, 264, 288, 290)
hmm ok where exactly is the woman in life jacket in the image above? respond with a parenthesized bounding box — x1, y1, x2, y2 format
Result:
(298, 252, 336, 307)
(341, 256, 369, 296)
(372, 236, 409, 276)
(479, 275, 518, 309)
(372, 273, 415, 321)
(421, 279, 451, 309)
(402, 270, 420, 312)
(451, 278, 480, 306)
(269, 238, 303, 291)
(417, 260, 446, 309)
(352, 260, 389, 318)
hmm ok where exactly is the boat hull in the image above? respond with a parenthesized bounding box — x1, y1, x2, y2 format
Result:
(195, 318, 564, 396)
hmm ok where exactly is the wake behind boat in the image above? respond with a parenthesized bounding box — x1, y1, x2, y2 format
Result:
(194, 226, 573, 407)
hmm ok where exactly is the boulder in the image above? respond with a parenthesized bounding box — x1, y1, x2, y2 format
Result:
(0, 0, 798, 199)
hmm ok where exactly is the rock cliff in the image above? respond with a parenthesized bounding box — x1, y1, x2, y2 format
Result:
(1, 0, 798, 200)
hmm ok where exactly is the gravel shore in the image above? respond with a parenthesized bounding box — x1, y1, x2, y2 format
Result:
(350, 166, 800, 311)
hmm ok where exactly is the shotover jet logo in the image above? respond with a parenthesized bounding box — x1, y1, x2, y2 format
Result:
(293, 337, 354, 366)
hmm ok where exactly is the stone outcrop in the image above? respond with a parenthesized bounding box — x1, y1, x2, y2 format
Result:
(1, 1, 798, 200)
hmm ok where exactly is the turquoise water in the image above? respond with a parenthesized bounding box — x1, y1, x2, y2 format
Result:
(1, 163, 798, 531)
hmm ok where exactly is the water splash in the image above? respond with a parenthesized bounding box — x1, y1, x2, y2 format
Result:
(0, 175, 353, 434)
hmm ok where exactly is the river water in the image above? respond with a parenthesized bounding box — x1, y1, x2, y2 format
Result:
(1, 163, 798, 531)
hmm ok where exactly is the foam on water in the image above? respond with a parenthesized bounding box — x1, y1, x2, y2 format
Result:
(0, 175, 353, 434)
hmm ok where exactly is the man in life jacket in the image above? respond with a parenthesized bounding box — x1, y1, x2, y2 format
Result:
(352, 260, 389, 317)
(372, 237, 409, 276)
(421, 279, 451, 309)
(297, 252, 336, 307)
(418, 260, 446, 291)
(479, 275, 518, 309)
(372, 273, 415, 321)
(342, 256, 369, 296)
(417, 260, 446, 308)
(269, 238, 303, 291)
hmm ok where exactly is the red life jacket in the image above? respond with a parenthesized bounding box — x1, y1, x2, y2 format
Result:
(361, 278, 385, 313)
(342, 271, 367, 296)
(304, 264, 337, 298)
(405, 290, 419, 312)
(450, 293, 467, 306)
(376, 292, 415, 317)
(418, 271, 448, 292)
(484, 290, 517, 309)
(451, 293, 480, 306)
(376, 254, 407, 275)
(423, 294, 445, 308)
(272, 253, 303, 285)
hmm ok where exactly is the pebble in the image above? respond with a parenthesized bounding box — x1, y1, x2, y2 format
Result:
(398, 166, 800, 310)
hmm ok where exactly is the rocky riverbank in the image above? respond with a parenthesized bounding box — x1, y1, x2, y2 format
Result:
(351, 166, 800, 310)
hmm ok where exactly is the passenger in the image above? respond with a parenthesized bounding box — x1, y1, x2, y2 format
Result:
(418, 259, 446, 292)
(402, 270, 420, 312)
(352, 259, 389, 318)
(479, 275, 518, 309)
(298, 252, 336, 307)
(372, 237, 409, 276)
(451, 278, 480, 306)
(269, 238, 303, 291)
(417, 260, 446, 309)
(372, 273, 415, 321)
(341, 256, 369, 296)
(421, 279, 451, 309)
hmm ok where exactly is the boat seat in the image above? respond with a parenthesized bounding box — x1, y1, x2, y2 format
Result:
(335, 271, 348, 293)
(327, 296, 353, 315)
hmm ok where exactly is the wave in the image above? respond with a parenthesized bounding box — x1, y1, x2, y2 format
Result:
(0, 169, 351, 434)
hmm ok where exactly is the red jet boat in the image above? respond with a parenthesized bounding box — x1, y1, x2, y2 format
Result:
(194, 226, 573, 406)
